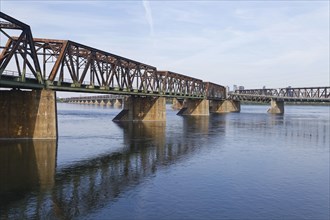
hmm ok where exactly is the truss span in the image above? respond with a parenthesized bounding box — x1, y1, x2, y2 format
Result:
(229, 87, 330, 103)
(0, 12, 225, 100)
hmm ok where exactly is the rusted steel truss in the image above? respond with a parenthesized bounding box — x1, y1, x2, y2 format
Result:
(229, 87, 330, 102)
(0, 12, 225, 100)
(0, 12, 42, 83)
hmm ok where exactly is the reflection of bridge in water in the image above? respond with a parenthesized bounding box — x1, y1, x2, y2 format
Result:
(0, 118, 222, 219)
(1, 112, 328, 219)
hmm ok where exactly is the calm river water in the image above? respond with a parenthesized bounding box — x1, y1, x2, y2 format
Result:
(0, 103, 329, 219)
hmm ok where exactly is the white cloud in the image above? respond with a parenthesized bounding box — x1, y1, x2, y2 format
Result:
(142, 0, 154, 37)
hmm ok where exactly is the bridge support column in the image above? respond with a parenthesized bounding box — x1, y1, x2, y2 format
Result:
(177, 99, 209, 116)
(113, 96, 166, 121)
(172, 98, 184, 110)
(114, 99, 122, 107)
(267, 99, 284, 114)
(210, 100, 240, 113)
(0, 89, 57, 139)
(106, 100, 112, 106)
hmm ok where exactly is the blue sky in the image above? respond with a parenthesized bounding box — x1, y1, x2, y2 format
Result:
(1, 0, 329, 91)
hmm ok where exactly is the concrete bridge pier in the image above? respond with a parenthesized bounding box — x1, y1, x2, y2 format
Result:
(267, 99, 284, 114)
(0, 89, 57, 139)
(209, 100, 241, 113)
(114, 99, 123, 107)
(172, 98, 184, 110)
(106, 100, 112, 106)
(177, 99, 209, 116)
(113, 96, 166, 121)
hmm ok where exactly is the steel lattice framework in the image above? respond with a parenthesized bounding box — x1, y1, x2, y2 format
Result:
(0, 12, 225, 100)
(0, 12, 43, 84)
(229, 87, 330, 103)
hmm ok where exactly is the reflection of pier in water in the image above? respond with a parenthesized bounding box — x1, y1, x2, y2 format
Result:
(0, 117, 226, 219)
(0, 140, 57, 213)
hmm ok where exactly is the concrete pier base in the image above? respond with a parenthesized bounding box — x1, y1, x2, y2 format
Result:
(267, 99, 284, 114)
(177, 99, 209, 116)
(113, 96, 166, 121)
(114, 99, 122, 107)
(0, 89, 57, 139)
(210, 100, 240, 113)
(172, 98, 184, 110)
(106, 101, 112, 106)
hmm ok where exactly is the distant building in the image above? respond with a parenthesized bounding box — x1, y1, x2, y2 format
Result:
(286, 86, 293, 97)
(226, 86, 230, 92)
(233, 85, 238, 92)
(238, 86, 244, 90)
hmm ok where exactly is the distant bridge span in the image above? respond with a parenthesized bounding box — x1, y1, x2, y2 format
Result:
(229, 87, 330, 103)
(227, 87, 330, 114)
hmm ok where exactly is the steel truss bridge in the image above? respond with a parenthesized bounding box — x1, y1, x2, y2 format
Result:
(0, 12, 225, 100)
(229, 87, 330, 103)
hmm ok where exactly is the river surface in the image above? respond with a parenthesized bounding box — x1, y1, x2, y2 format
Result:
(0, 104, 329, 219)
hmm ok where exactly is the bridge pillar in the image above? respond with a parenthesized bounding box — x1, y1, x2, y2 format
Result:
(0, 89, 57, 139)
(267, 99, 284, 114)
(172, 98, 184, 110)
(113, 96, 166, 121)
(177, 99, 209, 116)
(210, 100, 240, 113)
(114, 99, 122, 107)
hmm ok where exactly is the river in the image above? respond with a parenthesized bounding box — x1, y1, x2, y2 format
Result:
(0, 104, 329, 219)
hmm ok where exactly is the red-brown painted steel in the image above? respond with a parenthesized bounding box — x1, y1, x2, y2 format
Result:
(0, 12, 225, 100)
